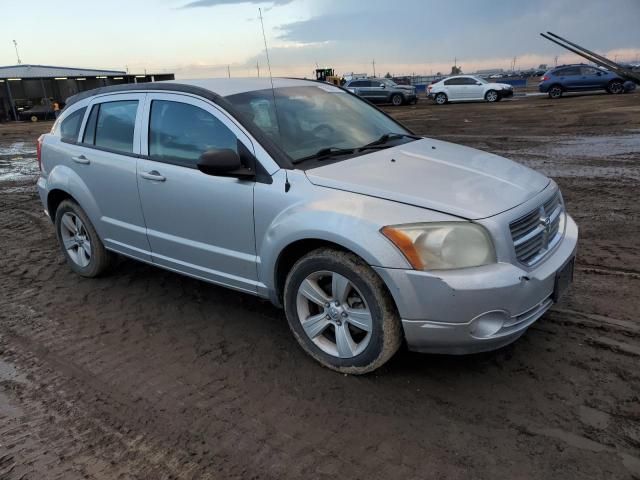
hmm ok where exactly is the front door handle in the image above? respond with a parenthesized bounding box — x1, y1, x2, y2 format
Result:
(72, 155, 90, 165)
(140, 170, 166, 182)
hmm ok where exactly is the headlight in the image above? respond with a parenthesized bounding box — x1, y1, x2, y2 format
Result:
(381, 222, 496, 270)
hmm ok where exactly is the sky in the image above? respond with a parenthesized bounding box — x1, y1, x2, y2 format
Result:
(2, 0, 639, 78)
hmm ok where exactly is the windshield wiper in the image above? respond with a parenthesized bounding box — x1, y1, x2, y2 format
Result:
(294, 147, 356, 163)
(359, 133, 421, 150)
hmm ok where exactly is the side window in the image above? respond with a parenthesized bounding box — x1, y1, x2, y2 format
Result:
(59, 107, 86, 142)
(445, 78, 461, 86)
(557, 67, 580, 76)
(462, 77, 479, 85)
(350, 81, 365, 87)
(82, 100, 138, 153)
(148, 100, 238, 168)
(582, 67, 598, 75)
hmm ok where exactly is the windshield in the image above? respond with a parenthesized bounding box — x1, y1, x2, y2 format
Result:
(381, 79, 397, 87)
(225, 85, 411, 163)
(475, 77, 488, 84)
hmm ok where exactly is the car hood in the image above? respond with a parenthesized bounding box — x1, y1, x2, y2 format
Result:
(304, 138, 550, 220)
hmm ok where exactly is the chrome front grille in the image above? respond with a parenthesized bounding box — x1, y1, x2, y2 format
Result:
(510, 191, 564, 266)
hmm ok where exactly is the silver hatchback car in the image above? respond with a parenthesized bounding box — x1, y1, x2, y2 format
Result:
(37, 78, 578, 374)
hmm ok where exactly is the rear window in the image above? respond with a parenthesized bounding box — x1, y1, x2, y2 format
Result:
(82, 100, 138, 154)
(60, 107, 86, 142)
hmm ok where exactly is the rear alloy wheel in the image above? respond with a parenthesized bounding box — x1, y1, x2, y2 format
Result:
(284, 248, 402, 374)
(548, 85, 563, 99)
(485, 90, 499, 102)
(55, 200, 115, 277)
(608, 80, 624, 94)
(435, 92, 448, 105)
(391, 94, 403, 106)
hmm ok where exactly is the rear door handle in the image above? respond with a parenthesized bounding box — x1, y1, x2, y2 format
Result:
(72, 155, 90, 165)
(140, 170, 166, 182)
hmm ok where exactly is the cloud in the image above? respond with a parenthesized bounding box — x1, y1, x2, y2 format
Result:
(180, 0, 293, 8)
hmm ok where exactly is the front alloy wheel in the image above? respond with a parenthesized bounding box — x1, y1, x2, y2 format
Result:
(549, 86, 563, 99)
(485, 90, 499, 102)
(296, 271, 372, 358)
(284, 248, 402, 374)
(435, 92, 447, 105)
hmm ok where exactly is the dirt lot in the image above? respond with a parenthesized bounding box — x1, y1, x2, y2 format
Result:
(1, 92, 639, 479)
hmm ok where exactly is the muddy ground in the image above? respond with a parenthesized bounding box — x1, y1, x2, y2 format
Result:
(1, 92, 639, 479)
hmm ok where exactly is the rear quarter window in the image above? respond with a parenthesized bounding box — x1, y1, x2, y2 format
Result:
(59, 107, 87, 142)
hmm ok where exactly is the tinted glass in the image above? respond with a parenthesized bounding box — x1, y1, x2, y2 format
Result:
(445, 78, 463, 85)
(557, 67, 580, 76)
(60, 107, 86, 142)
(94, 100, 138, 153)
(225, 86, 411, 163)
(149, 100, 238, 168)
(349, 81, 366, 87)
(581, 67, 598, 75)
(462, 77, 480, 85)
(82, 105, 99, 144)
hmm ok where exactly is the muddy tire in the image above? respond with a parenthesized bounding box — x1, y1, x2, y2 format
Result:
(283, 248, 402, 374)
(391, 94, 403, 106)
(55, 200, 115, 277)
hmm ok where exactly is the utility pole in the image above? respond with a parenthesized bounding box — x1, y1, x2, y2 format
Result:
(256, 61, 260, 77)
(372, 59, 376, 78)
(227, 65, 231, 78)
(12, 40, 21, 64)
(554, 55, 558, 67)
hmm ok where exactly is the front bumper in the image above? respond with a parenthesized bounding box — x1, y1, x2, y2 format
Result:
(501, 89, 514, 98)
(374, 214, 578, 354)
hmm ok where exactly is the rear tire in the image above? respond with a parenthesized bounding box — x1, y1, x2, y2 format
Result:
(607, 80, 624, 94)
(548, 85, 563, 99)
(391, 94, 403, 106)
(283, 248, 403, 374)
(434, 92, 448, 105)
(55, 200, 115, 277)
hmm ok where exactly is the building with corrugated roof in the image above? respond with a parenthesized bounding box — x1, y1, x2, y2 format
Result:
(0, 64, 174, 121)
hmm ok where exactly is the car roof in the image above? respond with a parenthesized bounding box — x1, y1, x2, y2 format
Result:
(65, 77, 329, 107)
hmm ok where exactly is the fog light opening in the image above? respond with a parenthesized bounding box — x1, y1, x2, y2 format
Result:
(469, 311, 508, 339)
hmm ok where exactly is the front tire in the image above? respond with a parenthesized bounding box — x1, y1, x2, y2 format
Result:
(55, 200, 114, 277)
(607, 80, 624, 94)
(485, 90, 499, 102)
(391, 93, 403, 106)
(283, 248, 402, 374)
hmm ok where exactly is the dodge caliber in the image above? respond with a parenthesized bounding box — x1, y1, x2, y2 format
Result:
(36, 78, 578, 374)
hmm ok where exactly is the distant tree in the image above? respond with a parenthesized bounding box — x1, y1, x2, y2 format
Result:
(436, 71, 442, 76)
(384, 72, 392, 79)
(451, 65, 463, 75)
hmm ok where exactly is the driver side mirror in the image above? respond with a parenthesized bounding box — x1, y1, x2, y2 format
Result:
(476, 82, 482, 85)
(380, 83, 386, 88)
(197, 149, 254, 179)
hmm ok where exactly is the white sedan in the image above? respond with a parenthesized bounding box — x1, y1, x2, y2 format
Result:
(427, 75, 514, 105)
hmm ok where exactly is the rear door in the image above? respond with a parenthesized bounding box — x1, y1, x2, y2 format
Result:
(555, 67, 582, 90)
(444, 77, 466, 100)
(136, 93, 258, 293)
(580, 67, 602, 89)
(73, 93, 151, 261)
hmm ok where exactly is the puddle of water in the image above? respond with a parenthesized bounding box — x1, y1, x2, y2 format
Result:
(0, 141, 39, 182)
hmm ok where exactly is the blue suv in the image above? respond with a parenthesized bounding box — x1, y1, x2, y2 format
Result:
(539, 64, 625, 98)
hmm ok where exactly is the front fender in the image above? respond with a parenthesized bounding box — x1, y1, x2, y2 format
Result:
(254, 170, 460, 300)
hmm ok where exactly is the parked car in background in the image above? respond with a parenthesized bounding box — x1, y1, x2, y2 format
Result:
(18, 104, 55, 122)
(539, 64, 627, 98)
(37, 78, 577, 374)
(427, 75, 514, 105)
(344, 78, 417, 106)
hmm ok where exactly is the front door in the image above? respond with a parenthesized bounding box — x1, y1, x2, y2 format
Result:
(136, 93, 258, 293)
